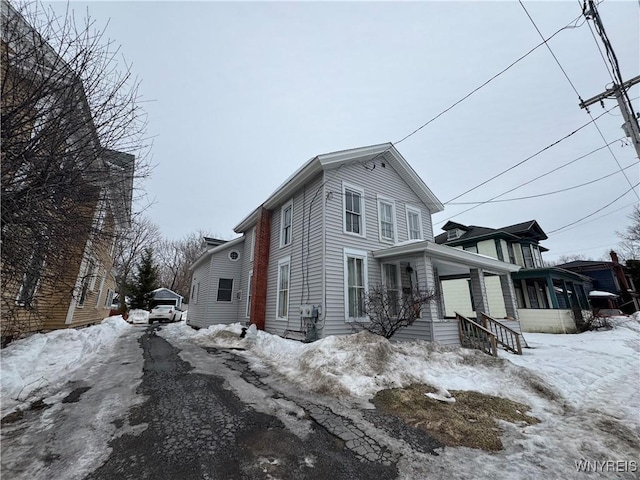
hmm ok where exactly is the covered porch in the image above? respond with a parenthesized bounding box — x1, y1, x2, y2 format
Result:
(372, 241, 521, 345)
(511, 268, 592, 333)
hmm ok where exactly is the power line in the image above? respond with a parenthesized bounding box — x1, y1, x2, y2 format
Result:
(547, 182, 640, 234)
(518, 0, 639, 199)
(355, 11, 590, 172)
(518, 0, 584, 100)
(394, 12, 586, 146)
(547, 201, 638, 235)
(447, 158, 636, 204)
(584, 4, 617, 85)
(443, 105, 616, 206)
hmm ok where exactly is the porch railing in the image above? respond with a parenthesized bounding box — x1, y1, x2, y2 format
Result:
(480, 312, 522, 355)
(455, 312, 498, 357)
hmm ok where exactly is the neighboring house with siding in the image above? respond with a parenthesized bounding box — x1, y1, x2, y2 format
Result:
(151, 288, 184, 309)
(188, 143, 521, 345)
(0, 3, 134, 344)
(435, 220, 594, 333)
(558, 251, 640, 313)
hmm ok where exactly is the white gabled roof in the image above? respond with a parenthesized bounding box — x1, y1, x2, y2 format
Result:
(151, 287, 183, 299)
(233, 143, 444, 233)
(189, 236, 245, 272)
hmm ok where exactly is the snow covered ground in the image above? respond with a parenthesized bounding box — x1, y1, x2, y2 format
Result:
(2, 314, 639, 479)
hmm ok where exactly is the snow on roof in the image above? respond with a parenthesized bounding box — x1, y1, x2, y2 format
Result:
(589, 290, 619, 297)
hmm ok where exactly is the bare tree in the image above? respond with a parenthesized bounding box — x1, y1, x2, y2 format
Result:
(156, 231, 211, 302)
(112, 215, 160, 310)
(617, 205, 640, 261)
(352, 285, 438, 339)
(1, 1, 150, 336)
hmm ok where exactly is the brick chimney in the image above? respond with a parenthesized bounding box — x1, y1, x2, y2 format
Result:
(250, 207, 272, 330)
(610, 250, 620, 264)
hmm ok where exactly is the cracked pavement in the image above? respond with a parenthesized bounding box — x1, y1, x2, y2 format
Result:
(2, 326, 443, 480)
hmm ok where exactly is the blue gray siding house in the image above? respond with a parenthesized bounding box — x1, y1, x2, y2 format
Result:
(189, 143, 521, 344)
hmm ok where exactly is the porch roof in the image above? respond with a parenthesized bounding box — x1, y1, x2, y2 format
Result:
(512, 267, 592, 284)
(372, 240, 521, 275)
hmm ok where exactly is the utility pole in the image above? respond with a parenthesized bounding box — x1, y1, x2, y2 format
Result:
(579, 0, 640, 159)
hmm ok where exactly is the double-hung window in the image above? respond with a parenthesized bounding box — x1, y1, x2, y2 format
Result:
(276, 257, 290, 319)
(377, 196, 396, 243)
(280, 201, 293, 247)
(344, 248, 368, 320)
(406, 206, 423, 240)
(522, 244, 534, 268)
(343, 182, 365, 236)
(217, 278, 233, 302)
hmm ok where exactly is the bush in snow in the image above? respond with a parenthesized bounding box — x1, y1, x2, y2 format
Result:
(353, 285, 437, 339)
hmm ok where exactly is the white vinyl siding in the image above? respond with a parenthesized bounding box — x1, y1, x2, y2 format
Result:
(406, 205, 423, 240)
(344, 248, 368, 321)
(342, 181, 365, 237)
(276, 257, 290, 319)
(323, 161, 436, 338)
(377, 195, 396, 243)
(263, 172, 324, 335)
(280, 200, 293, 247)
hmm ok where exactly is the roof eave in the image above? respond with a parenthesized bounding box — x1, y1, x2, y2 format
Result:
(373, 241, 521, 273)
(189, 236, 245, 271)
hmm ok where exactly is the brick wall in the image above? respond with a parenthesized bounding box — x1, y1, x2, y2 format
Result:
(250, 207, 272, 330)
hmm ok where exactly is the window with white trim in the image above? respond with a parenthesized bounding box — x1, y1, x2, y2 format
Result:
(344, 248, 368, 320)
(217, 278, 234, 302)
(246, 270, 253, 318)
(406, 206, 423, 240)
(89, 259, 99, 291)
(78, 257, 96, 307)
(343, 182, 365, 236)
(103, 288, 114, 309)
(276, 258, 290, 319)
(193, 282, 200, 304)
(377, 196, 396, 243)
(280, 200, 293, 247)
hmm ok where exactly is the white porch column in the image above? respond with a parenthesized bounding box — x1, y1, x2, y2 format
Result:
(469, 268, 489, 317)
(499, 274, 519, 320)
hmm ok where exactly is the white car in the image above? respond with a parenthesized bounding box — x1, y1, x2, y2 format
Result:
(148, 305, 181, 324)
(128, 309, 150, 325)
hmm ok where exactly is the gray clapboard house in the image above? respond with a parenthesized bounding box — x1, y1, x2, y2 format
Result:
(188, 144, 521, 345)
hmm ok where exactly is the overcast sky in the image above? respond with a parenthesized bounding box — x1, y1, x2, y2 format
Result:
(50, 1, 639, 262)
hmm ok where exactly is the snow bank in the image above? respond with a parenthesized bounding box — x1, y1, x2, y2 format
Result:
(1, 316, 131, 414)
